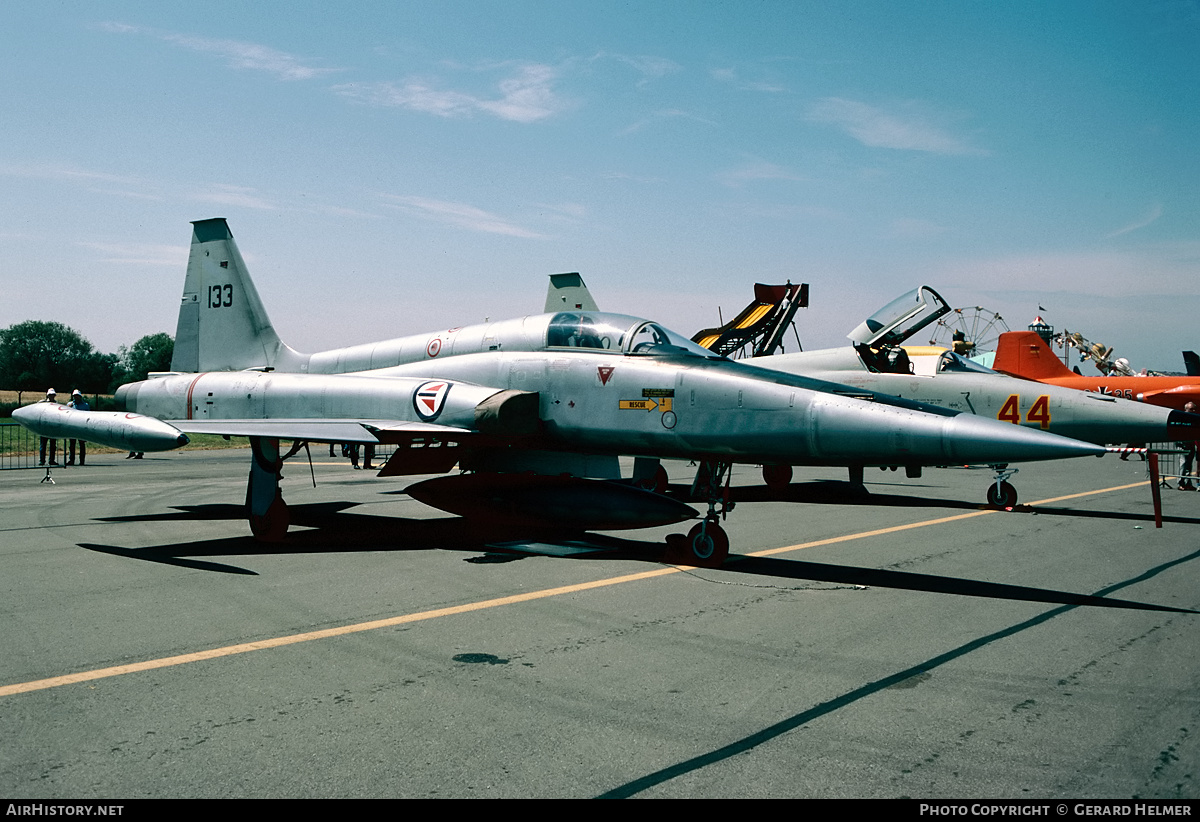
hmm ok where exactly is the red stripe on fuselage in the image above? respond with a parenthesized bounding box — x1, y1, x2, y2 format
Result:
(185, 373, 207, 421)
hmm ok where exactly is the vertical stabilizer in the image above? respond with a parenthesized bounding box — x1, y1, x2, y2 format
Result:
(992, 331, 1074, 380)
(171, 219, 307, 372)
(1183, 351, 1199, 377)
(544, 272, 599, 312)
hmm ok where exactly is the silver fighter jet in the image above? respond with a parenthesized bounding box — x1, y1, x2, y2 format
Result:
(22, 222, 1108, 566)
(743, 286, 1200, 506)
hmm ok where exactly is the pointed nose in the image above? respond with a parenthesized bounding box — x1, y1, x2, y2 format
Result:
(944, 414, 1107, 464)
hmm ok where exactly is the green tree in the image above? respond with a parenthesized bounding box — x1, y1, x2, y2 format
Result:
(0, 321, 111, 399)
(114, 333, 174, 387)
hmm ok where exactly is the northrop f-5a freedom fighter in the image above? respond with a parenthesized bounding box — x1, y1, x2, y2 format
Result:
(17, 220, 1109, 566)
(735, 286, 1200, 507)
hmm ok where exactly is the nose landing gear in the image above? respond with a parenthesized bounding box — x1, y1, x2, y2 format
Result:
(986, 465, 1019, 508)
(671, 460, 733, 567)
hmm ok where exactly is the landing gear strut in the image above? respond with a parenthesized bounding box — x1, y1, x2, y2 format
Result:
(247, 436, 289, 541)
(680, 460, 733, 567)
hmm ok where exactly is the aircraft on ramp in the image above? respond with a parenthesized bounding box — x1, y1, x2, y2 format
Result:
(993, 330, 1200, 412)
(703, 286, 1200, 507)
(16, 221, 1109, 566)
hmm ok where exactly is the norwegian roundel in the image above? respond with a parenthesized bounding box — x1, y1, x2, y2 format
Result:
(413, 381, 451, 421)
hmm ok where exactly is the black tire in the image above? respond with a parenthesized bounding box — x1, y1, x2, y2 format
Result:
(686, 521, 729, 567)
(986, 481, 1018, 508)
(762, 464, 793, 491)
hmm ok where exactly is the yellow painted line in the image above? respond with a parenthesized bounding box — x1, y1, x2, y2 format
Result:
(0, 568, 679, 698)
(0, 480, 1149, 698)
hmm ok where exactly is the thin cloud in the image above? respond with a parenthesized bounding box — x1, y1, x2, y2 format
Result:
(618, 108, 717, 136)
(335, 63, 568, 123)
(807, 97, 987, 156)
(936, 242, 1200, 297)
(718, 160, 806, 188)
(77, 242, 184, 266)
(592, 52, 682, 87)
(193, 184, 277, 211)
(710, 66, 787, 93)
(0, 162, 143, 186)
(98, 22, 340, 81)
(886, 218, 949, 239)
(384, 195, 543, 238)
(1106, 203, 1164, 238)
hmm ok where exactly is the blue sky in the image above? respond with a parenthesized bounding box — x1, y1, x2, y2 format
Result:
(2, 1, 1197, 370)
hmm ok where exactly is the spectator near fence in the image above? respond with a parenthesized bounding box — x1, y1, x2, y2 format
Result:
(1179, 402, 1198, 491)
(66, 389, 89, 466)
(37, 388, 60, 466)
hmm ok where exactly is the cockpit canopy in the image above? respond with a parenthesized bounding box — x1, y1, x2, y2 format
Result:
(847, 286, 951, 348)
(934, 349, 998, 375)
(546, 312, 721, 359)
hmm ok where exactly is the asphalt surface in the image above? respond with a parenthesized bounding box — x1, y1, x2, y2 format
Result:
(1, 448, 1197, 799)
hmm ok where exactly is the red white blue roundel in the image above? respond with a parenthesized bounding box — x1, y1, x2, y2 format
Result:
(413, 381, 451, 421)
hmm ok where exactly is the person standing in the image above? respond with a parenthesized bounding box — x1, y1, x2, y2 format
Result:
(38, 388, 61, 466)
(1179, 402, 1198, 491)
(66, 389, 90, 466)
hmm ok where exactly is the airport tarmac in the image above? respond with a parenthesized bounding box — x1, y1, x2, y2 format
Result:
(1, 449, 1197, 799)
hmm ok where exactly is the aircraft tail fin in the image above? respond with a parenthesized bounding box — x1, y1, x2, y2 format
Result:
(1183, 351, 1200, 377)
(171, 219, 306, 372)
(544, 272, 599, 313)
(992, 331, 1075, 380)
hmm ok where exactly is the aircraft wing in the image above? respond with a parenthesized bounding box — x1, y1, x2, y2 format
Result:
(173, 418, 472, 444)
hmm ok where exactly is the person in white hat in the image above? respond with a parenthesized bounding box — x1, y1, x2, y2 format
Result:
(38, 388, 61, 466)
(66, 389, 90, 466)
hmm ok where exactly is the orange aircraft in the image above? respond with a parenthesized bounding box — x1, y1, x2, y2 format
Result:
(992, 331, 1200, 411)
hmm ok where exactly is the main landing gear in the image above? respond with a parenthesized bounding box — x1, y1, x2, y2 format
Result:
(247, 436, 289, 541)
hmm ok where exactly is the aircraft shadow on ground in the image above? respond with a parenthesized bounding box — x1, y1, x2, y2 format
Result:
(80, 495, 1195, 614)
(684, 480, 1200, 526)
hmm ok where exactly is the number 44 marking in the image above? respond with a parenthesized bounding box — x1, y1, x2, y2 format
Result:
(998, 394, 1051, 429)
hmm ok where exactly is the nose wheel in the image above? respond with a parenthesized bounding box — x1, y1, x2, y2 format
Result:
(685, 519, 729, 567)
(986, 465, 1019, 508)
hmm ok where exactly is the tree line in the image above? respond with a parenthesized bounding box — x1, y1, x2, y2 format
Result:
(0, 320, 173, 403)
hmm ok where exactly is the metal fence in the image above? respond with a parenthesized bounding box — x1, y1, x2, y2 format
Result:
(0, 420, 40, 470)
(1148, 442, 1197, 490)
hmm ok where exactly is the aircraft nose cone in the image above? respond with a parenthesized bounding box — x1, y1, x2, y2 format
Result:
(945, 414, 1107, 463)
(1166, 409, 1200, 439)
